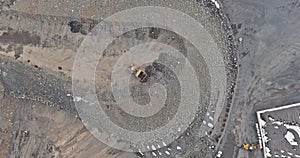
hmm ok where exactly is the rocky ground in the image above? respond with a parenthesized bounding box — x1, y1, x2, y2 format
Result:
(1, 0, 299, 158)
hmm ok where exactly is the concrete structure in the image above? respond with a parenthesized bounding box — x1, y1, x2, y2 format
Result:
(257, 103, 300, 158)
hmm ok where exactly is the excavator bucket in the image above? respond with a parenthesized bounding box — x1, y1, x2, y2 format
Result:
(242, 144, 249, 150)
(128, 64, 135, 71)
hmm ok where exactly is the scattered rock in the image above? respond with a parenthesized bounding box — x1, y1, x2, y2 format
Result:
(68, 20, 82, 33)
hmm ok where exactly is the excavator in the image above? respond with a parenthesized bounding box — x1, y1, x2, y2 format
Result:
(128, 64, 149, 82)
(241, 143, 260, 151)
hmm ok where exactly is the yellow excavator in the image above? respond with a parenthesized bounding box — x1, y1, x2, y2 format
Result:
(241, 143, 259, 151)
(128, 64, 149, 82)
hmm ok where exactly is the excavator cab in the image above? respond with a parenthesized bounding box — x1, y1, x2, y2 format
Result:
(134, 69, 148, 82)
(241, 143, 259, 151)
(128, 64, 149, 82)
(250, 144, 258, 150)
